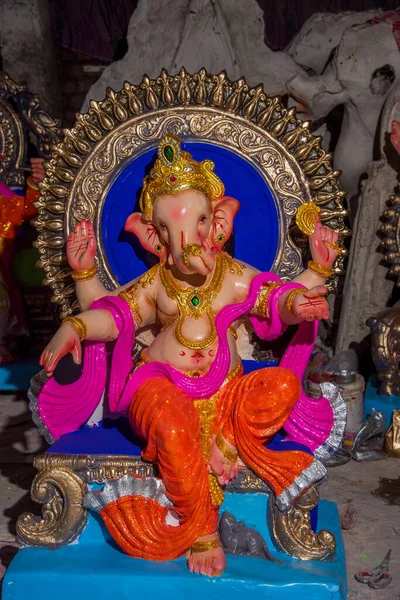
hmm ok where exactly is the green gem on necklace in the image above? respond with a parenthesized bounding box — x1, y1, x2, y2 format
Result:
(191, 296, 200, 307)
(163, 144, 174, 163)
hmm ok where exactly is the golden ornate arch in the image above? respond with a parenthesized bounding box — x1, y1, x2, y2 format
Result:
(368, 191, 400, 395)
(379, 191, 400, 284)
(0, 71, 62, 187)
(34, 68, 349, 317)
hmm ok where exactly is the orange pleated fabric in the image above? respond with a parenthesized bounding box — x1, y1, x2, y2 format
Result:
(98, 367, 313, 561)
(219, 367, 314, 498)
(100, 377, 219, 560)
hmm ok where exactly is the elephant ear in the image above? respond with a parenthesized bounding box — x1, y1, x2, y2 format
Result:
(211, 196, 240, 251)
(124, 212, 166, 259)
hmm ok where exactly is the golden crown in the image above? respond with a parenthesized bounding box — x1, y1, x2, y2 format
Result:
(139, 134, 225, 221)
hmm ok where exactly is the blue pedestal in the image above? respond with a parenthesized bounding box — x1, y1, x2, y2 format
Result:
(0, 359, 40, 391)
(4, 494, 346, 600)
(364, 374, 400, 429)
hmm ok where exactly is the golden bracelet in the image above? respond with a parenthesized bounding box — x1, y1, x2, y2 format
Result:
(307, 261, 333, 278)
(71, 265, 97, 281)
(285, 288, 306, 316)
(215, 431, 238, 463)
(26, 176, 39, 191)
(62, 316, 87, 342)
(191, 536, 221, 553)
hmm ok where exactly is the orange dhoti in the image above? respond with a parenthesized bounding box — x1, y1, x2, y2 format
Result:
(96, 367, 315, 561)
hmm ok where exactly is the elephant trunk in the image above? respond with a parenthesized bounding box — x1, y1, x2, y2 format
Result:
(169, 230, 215, 276)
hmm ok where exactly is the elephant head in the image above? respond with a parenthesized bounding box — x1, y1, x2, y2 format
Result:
(125, 189, 239, 276)
(125, 134, 239, 277)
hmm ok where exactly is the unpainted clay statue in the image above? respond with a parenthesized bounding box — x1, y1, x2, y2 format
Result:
(287, 20, 400, 201)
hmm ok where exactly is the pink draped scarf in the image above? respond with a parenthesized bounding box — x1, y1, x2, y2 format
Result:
(35, 272, 337, 454)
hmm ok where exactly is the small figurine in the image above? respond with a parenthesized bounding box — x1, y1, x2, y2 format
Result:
(355, 549, 392, 589)
(37, 135, 344, 577)
(219, 512, 278, 561)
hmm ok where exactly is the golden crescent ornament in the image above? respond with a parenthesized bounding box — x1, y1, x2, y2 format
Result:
(295, 202, 321, 237)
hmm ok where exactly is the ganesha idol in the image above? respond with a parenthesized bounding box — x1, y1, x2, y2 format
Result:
(37, 134, 345, 577)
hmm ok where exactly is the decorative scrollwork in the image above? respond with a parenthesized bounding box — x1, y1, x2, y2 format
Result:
(379, 192, 400, 285)
(19, 453, 334, 559)
(35, 68, 348, 317)
(0, 72, 63, 189)
(268, 485, 336, 561)
(368, 302, 400, 396)
(33, 452, 155, 482)
(16, 466, 87, 548)
(367, 192, 400, 395)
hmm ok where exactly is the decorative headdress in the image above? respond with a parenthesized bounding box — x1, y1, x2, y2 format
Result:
(139, 134, 225, 221)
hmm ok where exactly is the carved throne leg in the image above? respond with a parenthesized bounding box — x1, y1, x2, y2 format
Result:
(16, 455, 87, 548)
(268, 485, 336, 561)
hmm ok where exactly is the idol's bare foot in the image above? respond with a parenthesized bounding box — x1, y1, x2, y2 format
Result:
(188, 533, 226, 576)
(209, 433, 239, 485)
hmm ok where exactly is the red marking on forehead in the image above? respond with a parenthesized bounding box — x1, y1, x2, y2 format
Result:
(170, 207, 185, 220)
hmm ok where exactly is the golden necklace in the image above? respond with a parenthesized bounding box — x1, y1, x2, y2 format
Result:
(159, 253, 229, 350)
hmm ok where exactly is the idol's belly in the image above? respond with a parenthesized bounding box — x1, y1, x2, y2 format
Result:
(146, 321, 239, 374)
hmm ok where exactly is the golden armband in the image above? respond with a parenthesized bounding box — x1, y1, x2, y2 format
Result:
(255, 282, 282, 318)
(119, 283, 143, 326)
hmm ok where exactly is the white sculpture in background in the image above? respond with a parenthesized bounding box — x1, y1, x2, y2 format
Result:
(336, 80, 400, 353)
(84, 2, 399, 205)
(82, 0, 304, 110)
(287, 19, 400, 202)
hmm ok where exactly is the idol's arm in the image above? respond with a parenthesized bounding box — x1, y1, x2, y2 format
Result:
(66, 219, 109, 310)
(278, 221, 340, 325)
(66, 219, 157, 312)
(40, 269, 157, 376)
(39, 308, 118, 376)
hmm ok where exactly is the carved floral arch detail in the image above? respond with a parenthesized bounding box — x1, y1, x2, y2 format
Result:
(34, 68, 349, 317)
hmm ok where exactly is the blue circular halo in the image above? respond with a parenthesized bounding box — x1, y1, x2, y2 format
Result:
(101, 142, 279, 286)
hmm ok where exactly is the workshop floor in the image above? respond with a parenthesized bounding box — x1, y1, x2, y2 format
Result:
(0, 392, 399, 599)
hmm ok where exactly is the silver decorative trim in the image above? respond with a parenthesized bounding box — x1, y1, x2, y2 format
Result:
(314, 382, 347, 463)
(84, 474, 172, 512)
(275, 458, 327, 511)
(28, 370, 55, 445)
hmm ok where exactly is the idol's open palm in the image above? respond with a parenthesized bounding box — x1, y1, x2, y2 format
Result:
(291, 285, 329, 321)
(67, 219, 96, 272)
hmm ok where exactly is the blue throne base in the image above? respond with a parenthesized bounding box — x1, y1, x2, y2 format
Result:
(4, 493, 346, 600)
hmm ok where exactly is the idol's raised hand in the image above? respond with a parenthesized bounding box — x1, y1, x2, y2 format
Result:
(30, 158, 45, 184)
(67, 219, 96, 272)
(309, 221, 340, 269)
